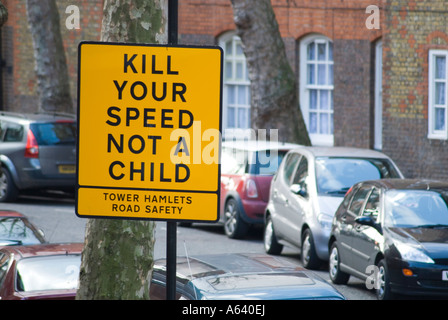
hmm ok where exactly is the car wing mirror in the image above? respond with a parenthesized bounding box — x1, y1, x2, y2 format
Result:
(290, 184, 307, 197)
(355, 216, 382, 233)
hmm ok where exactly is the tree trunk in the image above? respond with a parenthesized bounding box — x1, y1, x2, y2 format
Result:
(26, 0, 73, 113)
(230, 0, 311, 145)
(76, 0, 167, 300)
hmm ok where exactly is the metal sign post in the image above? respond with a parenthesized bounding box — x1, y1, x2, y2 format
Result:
(166, 0, 178, 301)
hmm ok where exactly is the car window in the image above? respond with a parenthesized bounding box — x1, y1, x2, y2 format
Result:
(221, 148, 246, 174)
(30, 122, 76, 146)
(315, 157, 400, 195)
(282, 153, 300, 185)
(3, 123, 24, 142)
(0, 217, 44, 245)
(291, 156, 308, 195)
(16, 255, 81, 292)
(348, 185, 372, 217)
(384, 190, 448, 227)
(363, 188, 380, 222)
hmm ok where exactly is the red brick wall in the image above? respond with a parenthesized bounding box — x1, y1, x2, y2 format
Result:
(1, 0, 103, 112)
(382, 0, 448, 179)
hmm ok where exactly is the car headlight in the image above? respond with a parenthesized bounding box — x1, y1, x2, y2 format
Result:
(317, 213, 333, 230)
(395, 243, 434, 264)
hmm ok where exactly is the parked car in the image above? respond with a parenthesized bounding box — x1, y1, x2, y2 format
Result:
(328, 179, 448, 300)
(0, 112, 77, 202)
(0, 243, 82, 300)
(264, 146, 403, 269)
(218, 140, 300, 239)
(0, 210, 46, 246)
(150, 253, 345, 300)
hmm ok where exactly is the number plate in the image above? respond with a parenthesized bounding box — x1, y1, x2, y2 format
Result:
(442, 271, 448, 281)
(59, 165, 76, 174)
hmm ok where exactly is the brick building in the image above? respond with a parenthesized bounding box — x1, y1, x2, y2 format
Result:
(1, 0, 447, 179)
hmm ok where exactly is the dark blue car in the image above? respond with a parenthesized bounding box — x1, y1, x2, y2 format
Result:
(329, 179, 448, 299)
(150, 253, 344, 300)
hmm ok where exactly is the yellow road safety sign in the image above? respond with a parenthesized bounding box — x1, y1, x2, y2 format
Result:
(76, 42, 222, 222)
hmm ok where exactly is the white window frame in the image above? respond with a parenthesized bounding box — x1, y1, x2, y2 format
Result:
(428, 50, 448, 140)
(219, 32, 251, 139)
(374, 40, 383, 150)
(299, 35, 334, 146)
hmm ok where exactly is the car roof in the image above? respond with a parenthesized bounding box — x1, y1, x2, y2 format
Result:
(222, 140, 301, 152)
(0, 210, 25, 218)
(1, 243, 83, 259)
(289, 146, 392, 159)
(360, 178, 448, 191)
(154, 253, 344, 300)
(0, 112, 76, 123)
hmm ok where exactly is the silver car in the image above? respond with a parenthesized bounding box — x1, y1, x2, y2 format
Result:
(0, 112, 76, 202)
(263, 146, 403, 269)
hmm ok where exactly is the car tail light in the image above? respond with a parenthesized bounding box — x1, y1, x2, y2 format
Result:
(246, 179, 258, 198)
(25, 130, 39, 158)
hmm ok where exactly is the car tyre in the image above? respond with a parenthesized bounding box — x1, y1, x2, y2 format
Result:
(264, 216, 283, 255)
(0, 167, 18, 202)
(224, 198, 249, 239)
(376, 259, 394, 300)
(329, 242, 350, 284)
(301, 229, 322, 269)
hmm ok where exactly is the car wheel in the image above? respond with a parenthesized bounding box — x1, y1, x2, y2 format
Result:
(329, 242, 350, 284)
(264, 216, 283, 255)
(376, 259, 394, 300)
(301, 229, 322, 269)
(0, 167, 18, 202)
(224, 198, 249, 239)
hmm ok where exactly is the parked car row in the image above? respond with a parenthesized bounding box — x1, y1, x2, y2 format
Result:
(254, 143, 448, 299)
(1, 122, 447, 300)
(0, 213, 344, 301)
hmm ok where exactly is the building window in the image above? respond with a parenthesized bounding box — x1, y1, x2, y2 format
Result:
(219, 33, 251, 135)
(428, 50, 448, 140)
(300, 35, 334, 146)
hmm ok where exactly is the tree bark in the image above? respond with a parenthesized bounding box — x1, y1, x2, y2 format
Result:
(26, 0, 73, 113)
(76, 0, 167, 300)
(230, 0, 311, 145)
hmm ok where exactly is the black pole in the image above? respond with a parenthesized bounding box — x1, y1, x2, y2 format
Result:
(166, 0, 178, 301)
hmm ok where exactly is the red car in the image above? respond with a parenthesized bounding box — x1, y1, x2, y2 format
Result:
(0, 210, 46, 246)
(220, 140, 300, 239)
(0, 243, 83, 300)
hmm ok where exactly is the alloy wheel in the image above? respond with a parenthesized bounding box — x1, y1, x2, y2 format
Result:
(0, 171, 7, 200)
(224, 201, 237, 235)
(377, 265, 386, 298)
(329, 246, 339, 279)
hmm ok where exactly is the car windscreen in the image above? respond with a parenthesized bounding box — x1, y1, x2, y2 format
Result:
(384, 190, 448, 228)
(0, 217, 44, 245)
(16, 255, 81, 292)
(315, 157, 400, 195)
(30, 122, 76, 146)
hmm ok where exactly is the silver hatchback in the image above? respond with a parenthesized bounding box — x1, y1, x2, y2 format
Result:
(263, 146, 403, 269)
(0, 112, 76, 202)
